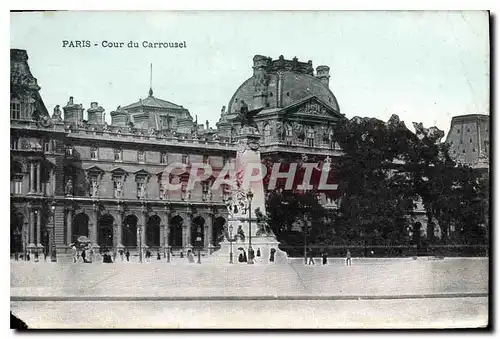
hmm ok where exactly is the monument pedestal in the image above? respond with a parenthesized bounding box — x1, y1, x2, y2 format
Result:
(209, 124, 289, 264)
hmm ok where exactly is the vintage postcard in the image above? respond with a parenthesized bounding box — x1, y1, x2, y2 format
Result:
(9, 10, 490, 329)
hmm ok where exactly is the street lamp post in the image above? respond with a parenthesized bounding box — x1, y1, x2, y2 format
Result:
(196, 225, 202, 264)
(229, 224, 234, 264)
(247, 190, 254, 264)
(51, 203, 57, 262)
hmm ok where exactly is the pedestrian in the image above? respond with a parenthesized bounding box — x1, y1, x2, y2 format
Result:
(238, 250, 244, 263)
(81, 249, 87, 263)
(269, 248, 276, 263)
(256, 248, 261, 257)
(119, 249, 124, 262)
(308, 248, 315, 265)
(89, 248, 94, 263)
(157, 251, 161, 260)
(72, 245, 77, 263)
(187, 250, 195, 263)
(346, 250, 352, 266)
(125, 249, 130, 262)
(145, 250, 151, 262)
(322, 252, 328, 265)
(243, 249, 248, 263)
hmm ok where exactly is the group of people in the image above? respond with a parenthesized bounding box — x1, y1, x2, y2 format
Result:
(306, 249, 352, 266)
(237, 247, 276, 263)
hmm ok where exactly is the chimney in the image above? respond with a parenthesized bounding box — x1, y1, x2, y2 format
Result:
(316, 65, 330, 87)
(110, 106, 128, 127)
(87, 102, 105, 125)
(63, 96, 84, 125)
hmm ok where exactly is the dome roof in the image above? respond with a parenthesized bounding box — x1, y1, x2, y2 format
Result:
(227, 71, 340, 114)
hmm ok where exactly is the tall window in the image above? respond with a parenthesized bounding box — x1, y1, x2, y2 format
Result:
(10, 137, 19, 150)
(90, 146, 98, 160)
(66, 145, 74, 156)
(306, 127, 315, 147)
(203, 155, 209, 164)
(160, 152, 168, 164)
(12, 175, 23, 194)
(181, 154, 188, 164)
(223, 156, 229, 166)
(138, 150, 146, 163)
(114, 148, 122, 161)
(10, 102, 21, 120)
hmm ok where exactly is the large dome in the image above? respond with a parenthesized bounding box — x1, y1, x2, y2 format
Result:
(227, 55, 340, 115)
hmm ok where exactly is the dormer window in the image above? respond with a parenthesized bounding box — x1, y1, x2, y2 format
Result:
(114, 148, 122, 161)
(160, 152, 168, 164)
(90, 146, 98, 160)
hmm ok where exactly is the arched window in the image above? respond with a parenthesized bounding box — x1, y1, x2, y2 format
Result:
(263, 124, 272, 143)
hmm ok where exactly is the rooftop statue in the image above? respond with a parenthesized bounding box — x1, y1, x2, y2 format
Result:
(234, 100, 259, 130)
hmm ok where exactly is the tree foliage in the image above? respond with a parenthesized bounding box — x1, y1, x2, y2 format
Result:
(265, 114, 489, 255)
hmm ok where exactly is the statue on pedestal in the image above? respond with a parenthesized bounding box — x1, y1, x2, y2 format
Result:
(91, 180, 99, 197)
(115, 181, 123, 198)
(65, 179, 73, 196)
(52, 105, 62, 122)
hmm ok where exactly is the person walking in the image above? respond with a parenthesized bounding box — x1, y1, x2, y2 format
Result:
(346, 250, 352, 266)
(322, 252, 328, 265)
(308, 248, 315, 265)
(119, 249, 124, 262)
(81, 249, 87, 263)
(125, 249, 130, 262)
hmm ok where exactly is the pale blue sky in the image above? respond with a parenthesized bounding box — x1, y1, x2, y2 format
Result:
(10, 11, 489, 135)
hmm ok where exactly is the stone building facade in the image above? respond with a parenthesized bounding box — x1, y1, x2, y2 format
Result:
(11, 50, 451, 259)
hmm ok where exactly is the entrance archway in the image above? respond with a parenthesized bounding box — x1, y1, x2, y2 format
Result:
(191, 216, 205, 247)
(98, 214, 114, 250)
(147, 215, 161, 248)
(72, 213, 89, 242)
(123, 215, 138, 247)
(169, 215, 183, 249)
(10, 210, 24, 255)
(213, 216, 226, 250)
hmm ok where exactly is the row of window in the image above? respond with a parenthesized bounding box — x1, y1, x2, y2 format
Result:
(10, 137, 57, 153)
(70, 146, 229, 165)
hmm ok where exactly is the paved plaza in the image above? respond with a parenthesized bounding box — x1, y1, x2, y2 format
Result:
(10, 257, 489, 328)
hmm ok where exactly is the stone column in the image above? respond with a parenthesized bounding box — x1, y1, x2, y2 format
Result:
(116, 204, 124, 249)
(66, 208, 73, 245)
(185, 210, 192, 251)
(205, 213, 213, 250)
(36, 162, 41, 194)
(28, 207, 35, 246)
(141, 209, 147, 248)
(29, 162, 35, 193)
(50, 169, 56, 196)
(90, 203, 99, 249)
(36, 210, 42, 247)
(160, 224, 165, 248)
